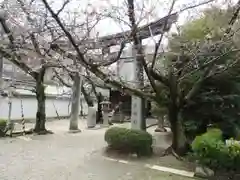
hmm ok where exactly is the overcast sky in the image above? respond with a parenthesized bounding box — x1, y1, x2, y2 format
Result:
(48, 0, 237, 47)
(1, 0, 237, 46)
(51, 0, 236, 32)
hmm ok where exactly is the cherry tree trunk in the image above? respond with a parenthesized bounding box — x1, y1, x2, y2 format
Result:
(34, 74, 47, 133)
(168, 106, 188, 156)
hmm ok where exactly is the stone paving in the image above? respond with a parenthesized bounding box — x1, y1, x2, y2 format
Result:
(0, 119, 196, 180)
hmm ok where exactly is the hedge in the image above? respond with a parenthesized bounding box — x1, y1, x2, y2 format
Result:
(104, 127, 153, 156)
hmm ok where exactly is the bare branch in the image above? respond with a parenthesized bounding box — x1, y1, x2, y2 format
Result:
(41, 0, 91, 68)
(225, 0, 240, 35)
(50, 43, 155, 99)
(56, 0, 70, 16)
(52, 69, 72, 88)
(96, 42, 125, 67)
(0, 18, 14, 46)
(178, 0, 215, 13)
(0, 47, 36, 78)
(50, 43, 124, 67)
(151, 0, 176, 69)
(0, 17, 36, 78)
(150, 69, 169, 86)
(178, 48, 240, 82)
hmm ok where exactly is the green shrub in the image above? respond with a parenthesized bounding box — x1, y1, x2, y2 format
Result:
(225, 139, 240, 171)
(191, 128, 240, 171)
(0, 119, 7, 131)
(191, 128, 225, 169)
(104, 127, 153, 156)
(206, 128, 223, 139)
(0, 119, 7, 137)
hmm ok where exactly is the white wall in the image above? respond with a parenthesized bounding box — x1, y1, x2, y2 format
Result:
(0, 97, 90, 120)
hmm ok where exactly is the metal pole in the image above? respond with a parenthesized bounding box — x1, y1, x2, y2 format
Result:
(20, 98, 26, 135)
(5, 57, 16, 136)
(5, 87, 14, 137)
(7, 90, 12, 122)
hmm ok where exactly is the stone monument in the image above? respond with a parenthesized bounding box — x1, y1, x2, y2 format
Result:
(131, 47, 145, 130)
(101, 101, 111, 127)
(87, 106, 96, 128)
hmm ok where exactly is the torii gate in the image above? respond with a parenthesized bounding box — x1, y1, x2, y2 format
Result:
(56, 13, 177, 50)
(56, 13, 178, 129)
(56, 13, 178, 63)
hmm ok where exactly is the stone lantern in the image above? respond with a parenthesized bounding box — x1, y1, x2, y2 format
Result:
(100, 101, 111, 127)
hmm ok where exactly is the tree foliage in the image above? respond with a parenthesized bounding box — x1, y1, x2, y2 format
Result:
(167, 5, 240, 140)
(169, 5, 236, 51)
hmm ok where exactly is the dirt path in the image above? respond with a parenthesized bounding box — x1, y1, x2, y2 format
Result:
(0, 119, 196, 180)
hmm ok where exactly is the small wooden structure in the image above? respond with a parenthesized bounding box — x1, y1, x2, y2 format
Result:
(109, 89, 152, 122)
(110, 90, 131, 116)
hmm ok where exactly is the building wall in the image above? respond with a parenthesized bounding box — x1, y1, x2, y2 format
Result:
(0, 96, 91, 120)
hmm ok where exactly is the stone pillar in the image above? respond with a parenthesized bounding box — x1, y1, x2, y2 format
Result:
(87, 106, 96, 128)
(69, 73, 82, 133)
(131, 96, 143, 129)
(101, 101, 110, 127)
(130, 46, 145, 130)
(102, 111, 109, 127)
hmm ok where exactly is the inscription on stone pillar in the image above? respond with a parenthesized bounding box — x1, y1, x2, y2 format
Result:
(131, 96, 142, 130)
(130, 46, 144, 130)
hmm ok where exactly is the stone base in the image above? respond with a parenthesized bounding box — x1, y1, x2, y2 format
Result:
(87, 126, 96, 129)
(194, 166, 214, 178)
(68, 129, 82, 133)
(100, 124, 109, 128)
(154, 127, 167, 132)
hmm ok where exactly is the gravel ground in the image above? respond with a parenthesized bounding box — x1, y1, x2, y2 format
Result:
(0, 119, 196, 180)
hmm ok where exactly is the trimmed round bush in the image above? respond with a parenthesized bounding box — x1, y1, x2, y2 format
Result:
(104, 127, 153, 156)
